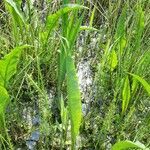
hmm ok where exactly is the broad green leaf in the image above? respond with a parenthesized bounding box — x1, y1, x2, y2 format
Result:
(109, 50, 118, 71)
(0, 86, 9, 132)
(112, 140, 149, 150)
(66, 55, 82, 146)
(122, 76, 131, 115)
(5, 0, 25, 23)
(129, 73, 150, 96)
(0, 45, 29, 87)
(57, 3, 86, 148)
(57, 4, 86, 108)
(46, 4, 87, 31)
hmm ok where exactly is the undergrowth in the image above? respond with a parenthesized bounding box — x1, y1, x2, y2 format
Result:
(0, 0, 150, 149)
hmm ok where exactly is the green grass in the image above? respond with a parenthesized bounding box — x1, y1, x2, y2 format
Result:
(0, 0, 150, 149)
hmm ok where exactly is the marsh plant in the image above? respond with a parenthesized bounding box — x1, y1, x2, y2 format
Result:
(0, 0, 150, 149)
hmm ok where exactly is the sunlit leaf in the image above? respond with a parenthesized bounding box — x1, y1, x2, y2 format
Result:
(66, 55, 82, 146)
(120, 38, 126, 52)
(57, 3, 86, 148)
(109, 50, 118, 71)
(112, 140, 149, 150)
(122, 76, 131, 115)
(131, 78, 138, 93)
(0, 86, 9, 132)
(0, 45, 29, 87)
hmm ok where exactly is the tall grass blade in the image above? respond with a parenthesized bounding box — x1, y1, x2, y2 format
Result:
(122, 76, 131, 115)
(115, 5, 127, 55)
(129, 73, 150, 96)
(5, 0, 25, 23)
(134, 4, 144, 51)
(115, 6, 126, 40)
(89, 5, 96, 27)
(80, 26, 98, 31)
(68, 15, 84, 53)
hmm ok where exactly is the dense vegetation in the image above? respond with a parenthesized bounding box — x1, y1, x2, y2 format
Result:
(0, 0, 150, 149)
